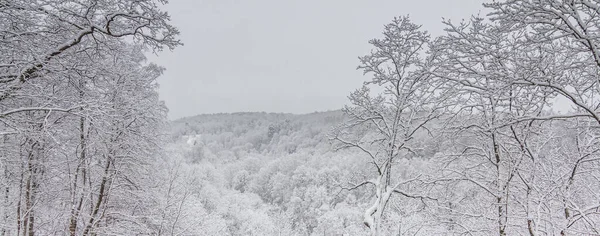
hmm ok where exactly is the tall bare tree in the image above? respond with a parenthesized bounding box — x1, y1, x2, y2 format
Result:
(332, 17, 454, 236)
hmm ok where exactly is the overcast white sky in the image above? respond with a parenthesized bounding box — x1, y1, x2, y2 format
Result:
(150, 0, 488, 120)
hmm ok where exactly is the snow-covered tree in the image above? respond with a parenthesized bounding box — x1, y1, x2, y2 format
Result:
(332, 16, 454, 235)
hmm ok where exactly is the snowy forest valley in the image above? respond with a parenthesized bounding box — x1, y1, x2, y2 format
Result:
(3, 0, 600, 235)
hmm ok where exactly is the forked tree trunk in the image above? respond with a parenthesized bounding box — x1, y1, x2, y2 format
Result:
(364, 163, 393, 236)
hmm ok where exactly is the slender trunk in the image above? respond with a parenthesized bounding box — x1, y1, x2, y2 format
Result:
(527, 219, 535, 236)
(22, 144, 36, 236)
(69, 115, 87, 236)
(26, 210, 33, 236)
(496, 196, 505, 236)
(515, 128, 536, 236)
(16, 163, 23, 236)
(82, 155, 112, 236)
(22, 168, 31, 236)
(24, 141, 40, 236)
(69, 198, 83, 236)
(492, 133, 506, 236)
(1, 165, 9, 236)
(561, 172, 576, 236)
(525, 184, 535, 236)
(561, 135, 585, 236)
(27, 172, 37, 236)
(22, 175, 28, 236)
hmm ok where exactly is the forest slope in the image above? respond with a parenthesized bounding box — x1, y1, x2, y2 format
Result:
(163, 111, 440, 235)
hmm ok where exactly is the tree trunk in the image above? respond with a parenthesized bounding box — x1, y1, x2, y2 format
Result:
(1, 164, 9, 236)
(492, 133, 507, 236)
(69, 115, 87, 236)
(364, 163, 393, 236)
(16, 164, 23, 236)
(82, 154, 112, 236)
(22, 141, 38, 236)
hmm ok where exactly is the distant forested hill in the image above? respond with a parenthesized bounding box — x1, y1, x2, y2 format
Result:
(170, 111, 344, 156)
(159, 111, 441, 235)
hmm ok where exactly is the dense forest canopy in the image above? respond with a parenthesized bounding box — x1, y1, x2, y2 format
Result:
(1, 0, 600, 235)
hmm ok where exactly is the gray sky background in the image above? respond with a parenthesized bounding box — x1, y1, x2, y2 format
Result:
(150, 0, 487, 120)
